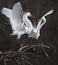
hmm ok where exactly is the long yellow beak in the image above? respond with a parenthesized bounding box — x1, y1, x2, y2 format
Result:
(31, 15, 39, 21)
(31, 15, 36, 18)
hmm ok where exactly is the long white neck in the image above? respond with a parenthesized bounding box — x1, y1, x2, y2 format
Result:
(23, 14, 29, 23)
(23, 14, 33, 33)
(23, 14, 32, 27)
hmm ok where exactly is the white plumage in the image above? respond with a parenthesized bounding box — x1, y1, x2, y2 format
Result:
(2, 2, 27, 39)
(1, 2, 54, 39)
(23, 12, 33, 34)
(28, 10, 54, 39)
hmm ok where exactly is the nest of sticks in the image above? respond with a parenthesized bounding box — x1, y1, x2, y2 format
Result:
(0, 43, 51, 65)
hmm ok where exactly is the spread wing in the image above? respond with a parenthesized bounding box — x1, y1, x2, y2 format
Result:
(2, 8, 12, 18)
(12, 2, 23, 20)
(10, 2, 26, 39)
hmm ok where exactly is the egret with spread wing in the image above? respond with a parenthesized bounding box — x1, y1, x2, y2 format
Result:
(2, 2, 33, 39)
(1, 2, 54, 40)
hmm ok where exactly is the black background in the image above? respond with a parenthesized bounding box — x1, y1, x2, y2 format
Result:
(0, 0, 58, 65)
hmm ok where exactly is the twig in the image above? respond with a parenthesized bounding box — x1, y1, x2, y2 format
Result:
(41, 43, 53, 63)
(15, 59, 21, 65)
(0, 56, 3, 61)
(18, 45, 30, 52)
(22, 44, 50, 53)
(3, 55, 7, 65)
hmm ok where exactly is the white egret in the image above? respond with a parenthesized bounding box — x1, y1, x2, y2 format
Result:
(1, 2, 54, 40)
(23, 12, 33, 34)
(1, 2, 33, 39)
(28, 10, 54, 39)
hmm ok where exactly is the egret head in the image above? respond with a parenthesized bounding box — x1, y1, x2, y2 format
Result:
(27, 12, 36, 19)
(25, 12, 31, 17)
(23, 12, 36, 19)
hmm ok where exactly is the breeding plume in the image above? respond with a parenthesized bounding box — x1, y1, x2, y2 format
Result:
(1, 2, 54, 39)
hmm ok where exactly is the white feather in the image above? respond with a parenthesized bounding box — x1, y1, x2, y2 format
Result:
(23, 12, 33, 34)
(1, 2, 54, 40)
(1, 2, 26, 39)
(28, 10, 54, 39)
(2, 8, 12, 18)
(12, 2, 23, 19)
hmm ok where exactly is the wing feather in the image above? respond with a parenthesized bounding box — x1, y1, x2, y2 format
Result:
(2, 8, 12, 18)
(12, 2, 23, 19)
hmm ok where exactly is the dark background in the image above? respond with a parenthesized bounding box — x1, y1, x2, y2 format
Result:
(0, 0, 58, 65)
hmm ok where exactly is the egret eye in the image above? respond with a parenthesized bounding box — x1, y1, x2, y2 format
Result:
(24, 23, 26, 26)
